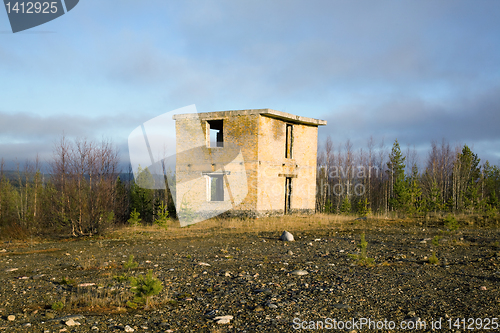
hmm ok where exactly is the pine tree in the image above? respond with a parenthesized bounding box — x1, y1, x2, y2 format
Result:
(453, 145, 481, 212)
(129, 270, 163, 309)
(356, 198, 371, 217)
(339, 197, 351, 215)
(406, 164, 422, 215)
(130, 166, 155, 224)
(387, 139, 409, 214)
(482, 161, 500, 211)
(426, 180, 442, 212)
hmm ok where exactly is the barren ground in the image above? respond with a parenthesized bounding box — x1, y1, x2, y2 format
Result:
(0, 215, 499, 332)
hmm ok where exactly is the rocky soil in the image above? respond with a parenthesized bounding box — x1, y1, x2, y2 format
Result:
(0, 220, 499, 332)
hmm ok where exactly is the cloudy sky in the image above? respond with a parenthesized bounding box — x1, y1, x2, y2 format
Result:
(1, 0, 499, 170)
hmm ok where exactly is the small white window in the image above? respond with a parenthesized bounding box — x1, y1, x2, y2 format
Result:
(207, 175, 224, 201)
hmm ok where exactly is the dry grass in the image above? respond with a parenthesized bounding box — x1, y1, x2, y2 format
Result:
(0, 223, 30, 240)
(75, 254, 99, 270)
(108, 211, 500, 242)
(110, 213, 369, 240)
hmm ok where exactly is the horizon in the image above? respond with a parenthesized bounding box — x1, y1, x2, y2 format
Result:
(1, 1, 500, 170)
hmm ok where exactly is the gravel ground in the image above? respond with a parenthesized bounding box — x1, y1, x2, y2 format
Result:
(0, 220, 499, 332)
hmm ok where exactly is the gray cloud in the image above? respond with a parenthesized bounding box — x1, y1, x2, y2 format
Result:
(1, 1, 500, 169)
(318, 85, 500, 165)
(0, 110, 155, 169)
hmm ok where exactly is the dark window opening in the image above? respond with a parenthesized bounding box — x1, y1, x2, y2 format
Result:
(207, 120, 223, 148)
(285, 177, 292, 214)
(285, 124, 293, 158)
(209, 175, 224, 201)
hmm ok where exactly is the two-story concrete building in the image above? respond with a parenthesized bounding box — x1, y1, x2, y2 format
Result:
(172, 109, 326, 223)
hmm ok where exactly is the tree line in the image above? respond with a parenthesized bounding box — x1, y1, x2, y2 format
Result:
(1, 135, 499, 238)
(0, 136, 175, 238)
(316, 137, 500, 218)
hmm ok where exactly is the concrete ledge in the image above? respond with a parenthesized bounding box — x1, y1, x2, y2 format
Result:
(173, 109, 326, 126)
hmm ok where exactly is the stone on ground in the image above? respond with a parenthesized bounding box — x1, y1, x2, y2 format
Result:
(214, 315, 233, 324)
(65, 318, 81, 326)
(280, 231, 294, 241)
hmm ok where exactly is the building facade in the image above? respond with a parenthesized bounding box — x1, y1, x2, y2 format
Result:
(172, 109, 326, 222)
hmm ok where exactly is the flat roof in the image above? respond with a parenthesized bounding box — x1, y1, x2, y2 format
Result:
(172, 108, 327, 126)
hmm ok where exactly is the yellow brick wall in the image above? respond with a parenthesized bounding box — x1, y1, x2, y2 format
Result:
(257, 115, 318, 214)
(175, 113, 260, 220)
(174, 110, 320, 220)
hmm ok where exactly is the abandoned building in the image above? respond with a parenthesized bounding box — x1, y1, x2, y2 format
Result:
(172, 109, 326, 223)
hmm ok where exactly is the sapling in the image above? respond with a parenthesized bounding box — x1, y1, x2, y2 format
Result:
(51, 301, 64, 311)
(154, 202, 170, 229)
(129, 270, 163, 309)
(348, 233, 374, 265)
(128, 209, 141, 226)
(428, 252, 439, 265)
(444, 214, 459, 232)
(432, 235, 441, 247)
(358, 233, 368, 259)
(124, 254, 138, 270)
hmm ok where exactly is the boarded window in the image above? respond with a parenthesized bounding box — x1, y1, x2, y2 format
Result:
(285, 124, 293, 158)
(207, 120, 223, 148)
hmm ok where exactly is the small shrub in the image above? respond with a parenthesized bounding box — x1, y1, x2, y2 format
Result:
(128, 209, 142, 226)
(356, 198, 371, 217)
(358, 233, 368, 257)
(444, 214, 459, 231)
(324, 199, 334, 214)
(51, 301, 64, 311)
(339, 197, 351, 215)
(483, 204, 497, 221)
(428, 252, 439, 265)
(124, 255, 139, 270)
(59, 277, 75, 285)
(432, 235, 441, 247)
(126, 301, 138, 309)
(129, 270, 163, 309)
(179, 196, 196, 223)
(167, 299, 178, 307)
(114, 273, 129, 283)
(176, 292, 191, 299)
(348, 233, 374, 266)
(154, 202, 170, 229)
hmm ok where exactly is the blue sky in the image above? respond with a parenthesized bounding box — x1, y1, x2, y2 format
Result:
(1, 0, 500, 170)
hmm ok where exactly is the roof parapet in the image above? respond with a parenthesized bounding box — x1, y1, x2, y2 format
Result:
(172, 108, 327, 126)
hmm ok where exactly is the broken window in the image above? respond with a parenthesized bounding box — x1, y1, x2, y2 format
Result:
(207, 175, 224, 201)
(207, 120, 223, 148)
(285, 124, 293, 158)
